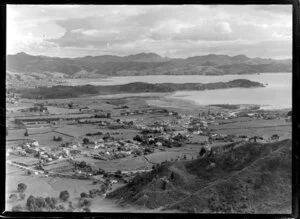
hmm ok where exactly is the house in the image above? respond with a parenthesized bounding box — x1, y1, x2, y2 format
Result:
(156, 142, 162, 147)
(31, 141, 39, 147)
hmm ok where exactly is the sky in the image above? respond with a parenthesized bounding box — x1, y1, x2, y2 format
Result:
(7, 5, 292, 59)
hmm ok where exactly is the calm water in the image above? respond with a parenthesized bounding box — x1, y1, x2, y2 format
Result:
(66, 73, 291, 109)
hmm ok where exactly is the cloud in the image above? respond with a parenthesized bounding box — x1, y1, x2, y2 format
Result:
(7, 5, 292, 59)
(215, 21, 232, 34)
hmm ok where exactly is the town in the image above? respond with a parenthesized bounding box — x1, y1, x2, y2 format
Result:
(6, 88, 291, 212)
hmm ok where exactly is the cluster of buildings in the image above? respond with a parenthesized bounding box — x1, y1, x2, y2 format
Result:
(6, 91, 19, 105)
(119, 108, 174, 116)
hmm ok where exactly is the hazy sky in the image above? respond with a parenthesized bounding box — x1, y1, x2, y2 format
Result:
(7, 5, 292, 59)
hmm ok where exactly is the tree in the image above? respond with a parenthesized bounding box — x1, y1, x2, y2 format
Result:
(133, 135, 143, 142)
(83, 138, 90, 145)
(45, 197, 57, 209)
(24, 130, 28, 136)
(199, 147, 206, 157)
(17, 183, 27, 193)
(79, 161, 86, 168)
(162, 181, 167, 190)
(100, 184, 107, 193)
(19, 192, 26, 200)
(26, 195, 36, 211)
(271, 134, 279, 141)
(83, 207, 91, 212)
(170, 172, 175, 180)
(89, 189, 100, 198)
(79, 198, 91, 207)
(26, 195, 46, 211)
(115, 170, 122, 175)
(9, 193, 18, 201)
(107, 113, 111, 118)
(35, 197, 46, 209)
(59, 190, 70, 202)
(80, 192, 89, 198)
(68, 201, 74, 211)
(56, 204, 65, 211)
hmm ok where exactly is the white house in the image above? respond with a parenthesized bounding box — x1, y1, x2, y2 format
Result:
(31, 141, 39, 147)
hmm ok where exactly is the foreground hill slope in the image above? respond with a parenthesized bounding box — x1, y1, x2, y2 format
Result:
(7, 52, 291, 77)
(106, 139, 292, 213)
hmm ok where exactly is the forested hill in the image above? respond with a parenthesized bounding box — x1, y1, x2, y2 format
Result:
(15, 79, 264, 99)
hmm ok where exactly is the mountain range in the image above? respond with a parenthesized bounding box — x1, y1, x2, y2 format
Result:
(7, 52, 291, 78)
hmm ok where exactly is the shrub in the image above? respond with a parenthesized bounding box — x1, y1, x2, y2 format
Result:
(11, 204, 23, 212)
(17, 183, 27, 193)
(59, 190, 70, 202)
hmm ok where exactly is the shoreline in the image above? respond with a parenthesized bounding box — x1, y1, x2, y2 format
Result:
(64, 72, 292, 85)
(83, 91, 291, 112)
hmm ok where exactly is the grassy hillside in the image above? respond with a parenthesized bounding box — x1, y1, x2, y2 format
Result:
(106, 139, 292, 213)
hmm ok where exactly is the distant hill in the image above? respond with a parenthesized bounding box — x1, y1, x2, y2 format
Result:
(16, 79, 264, 99)
(106, 139, 292, 213)
(6, 52, 291, 78)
